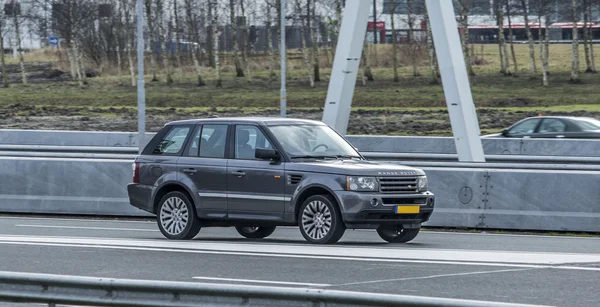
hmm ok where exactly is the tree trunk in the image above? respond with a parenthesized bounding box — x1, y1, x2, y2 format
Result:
(73, 35, 86, 87)
(520, 0, 537, 73)
(583, 0, 594, 73)
(590, 4, 597, 72)
(407, 0, 419, 77)
(538, 10, 549, 87)
(425, 8, 439, 85)
(333, 0, 342, 59)
(311, 0, 320, 82)
(229, 0, 244, 77)
(459, 1, 473, 76)
(156, 0, 172, 84)
(506, 0, 518, 76)
(361, 33, 374, 82)
(123, 0, 136, 87)
(13, 11, 27, 85)
(127, 38, 136, 87)
(207, 0, 215, 68)
(266, 2, 276, 79)
(390, 0, 398, 82)
(496, 0, 510, 75)
(144, 0, 159, 81)
(212, 0, 222, 87)
(184, 0, 206, 86)
(571, 0, 580, 82)
(174, 0, 182, 72)
(297, 0, 314, 87)
(0, 20, 8, 87)
(240, 0, 251, 81)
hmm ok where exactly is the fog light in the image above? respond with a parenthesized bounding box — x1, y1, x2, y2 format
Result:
(370, 198, 379, 207)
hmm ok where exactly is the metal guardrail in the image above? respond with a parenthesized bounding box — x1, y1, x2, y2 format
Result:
(0, 271, 551, 307)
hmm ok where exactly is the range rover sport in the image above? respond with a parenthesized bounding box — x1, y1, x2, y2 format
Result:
(127, 117, 435, 244)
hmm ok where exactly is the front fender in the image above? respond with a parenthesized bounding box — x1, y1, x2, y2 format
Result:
(287, 174, 346, 219)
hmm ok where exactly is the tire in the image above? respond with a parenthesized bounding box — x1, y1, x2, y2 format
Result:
(376, 225, 420, 243)
(298, 194, 346, 244)
(156, 191, 201, 240)
(235, 226, 277, 239)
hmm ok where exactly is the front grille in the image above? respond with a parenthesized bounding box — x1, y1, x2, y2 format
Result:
(378, 177, 419, 194)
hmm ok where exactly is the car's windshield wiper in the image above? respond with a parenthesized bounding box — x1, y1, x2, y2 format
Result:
(290, 155, 361, 160)
(290, 155, 339, 160)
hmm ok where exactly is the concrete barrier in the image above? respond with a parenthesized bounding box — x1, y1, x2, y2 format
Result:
(4, 129, 600, 157)
(0, 157, 151, 217)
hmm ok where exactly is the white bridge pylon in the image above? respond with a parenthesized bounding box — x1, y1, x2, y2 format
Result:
(322, 0, 485, 163)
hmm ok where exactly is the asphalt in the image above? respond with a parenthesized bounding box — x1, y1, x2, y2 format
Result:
(0, 216, 599, 307)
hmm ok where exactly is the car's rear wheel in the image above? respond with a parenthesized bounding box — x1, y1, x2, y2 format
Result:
(157, 191, 201, 240)
(376, 225, 420, 243)
(235, 226, 277, 239)
(298, 195, 345, 244)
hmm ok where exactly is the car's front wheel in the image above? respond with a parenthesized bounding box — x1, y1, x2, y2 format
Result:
(235, 226, 277, 239)
(376, 225, 420, 243)
(298, 195, 345, 244)
(157, 191, 201, 240)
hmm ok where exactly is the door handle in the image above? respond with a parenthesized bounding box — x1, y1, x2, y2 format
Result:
(556, 135, 565, 138)
(231, 171, 246, 177)
(183, 168, 197, 174)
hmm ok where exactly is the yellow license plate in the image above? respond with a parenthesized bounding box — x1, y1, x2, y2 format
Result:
(396, 206, 420, 214)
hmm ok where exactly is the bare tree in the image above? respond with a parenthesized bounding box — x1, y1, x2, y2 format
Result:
(494, 0, 510, 75)
(265, 0, 276, 79)
(184, 0, 206, 86)
(296, 0, 314, 87)
(535, 0, 550, 86)
(210, 0, 222, 87)
(389, 0, 398, 82)
(424, 6, 439, 85)
(570, 0, 580, 82)
(229, 0, 244, 77)
(172, 0, 182, 72)
(407, 0, 419, 77)
(155, 0, 173, 84)
(120, 0, 136, 87)
(240, 0, 251, 80)
(520, 0, 537, 73)
(583, 0, 595, 72)
(144, 0, 158, 81)
(311, 0, 320, 82)
(505, 0, 518, 76)
(361, 34, 374, 82)
(588, 2, 596, 72)
(456, 0, 473, 76)
(0, 0, 8, 87)
(8, 0, 27, 84)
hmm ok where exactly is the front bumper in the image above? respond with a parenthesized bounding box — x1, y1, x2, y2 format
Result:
(337, 191, 435, 229)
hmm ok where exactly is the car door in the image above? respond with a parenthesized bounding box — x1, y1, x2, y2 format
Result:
(177, 123, 229, 219)
(226, 124, 286, 219)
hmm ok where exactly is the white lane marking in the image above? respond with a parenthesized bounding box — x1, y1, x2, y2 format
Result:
(0, 216, 154, 224)
(14, 224, 157, 232)
(336, 268, 535, 287)
(1, 235, 600, 268)
(553, 266, 600, 272)
(191, 276, 330, 287)
(423, 230, 600, 240)
(0, 240, 545, 268)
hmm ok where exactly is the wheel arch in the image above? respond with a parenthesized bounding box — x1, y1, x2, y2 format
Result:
(292, 184, 342, 223)
(153, 183, 195, 214)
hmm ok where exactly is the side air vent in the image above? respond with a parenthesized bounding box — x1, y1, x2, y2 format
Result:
(288, 174, 303, 185)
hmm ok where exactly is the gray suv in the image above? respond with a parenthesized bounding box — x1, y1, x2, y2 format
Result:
(127, 117, 435, 244)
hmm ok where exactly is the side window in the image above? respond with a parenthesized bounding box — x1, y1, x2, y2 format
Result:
(184, 125, 202, 157)
(199, 124, 228, 158)
(235, 125, 273, 160)
(539, 119, 566, 133)
(508, 118, 540, 135)
(152, 125, 191, 155)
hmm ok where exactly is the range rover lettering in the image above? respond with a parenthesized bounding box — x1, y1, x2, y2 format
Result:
(127, 117, 435, 244)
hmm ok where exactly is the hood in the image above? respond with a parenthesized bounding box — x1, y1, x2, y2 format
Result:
(286, 159, 426, 176)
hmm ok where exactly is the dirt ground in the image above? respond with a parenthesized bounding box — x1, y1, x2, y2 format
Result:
(2, 104, 598, 135)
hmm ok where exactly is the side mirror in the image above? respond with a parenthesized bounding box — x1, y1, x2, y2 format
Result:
(255, 148, 280, 160)
(501, 129, 509, 136)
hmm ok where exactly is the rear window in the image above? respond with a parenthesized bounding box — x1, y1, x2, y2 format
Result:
(143, 125, 192, 156)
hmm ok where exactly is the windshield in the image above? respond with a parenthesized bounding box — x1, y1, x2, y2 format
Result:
(268, 125, 361, 159)
(574, 118, 600, 131)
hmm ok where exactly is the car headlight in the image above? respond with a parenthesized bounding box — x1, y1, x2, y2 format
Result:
(346, 176, 378, 192)
(417, 176, 428, 192)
